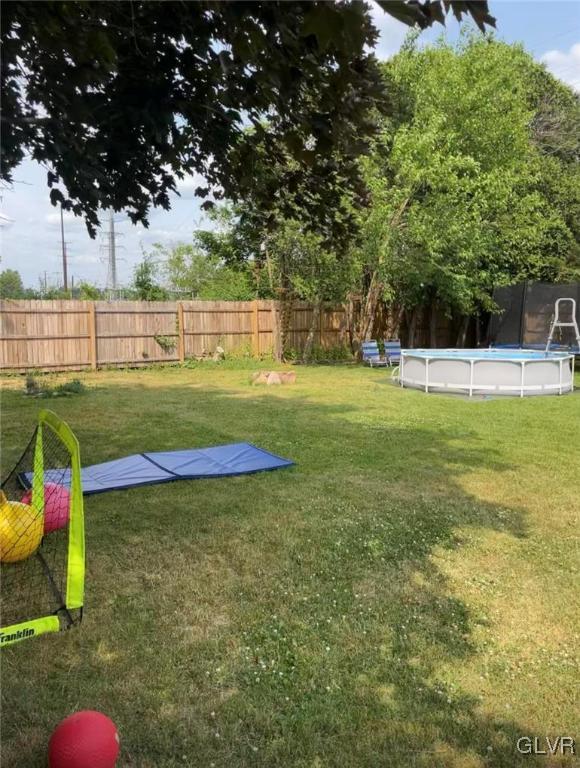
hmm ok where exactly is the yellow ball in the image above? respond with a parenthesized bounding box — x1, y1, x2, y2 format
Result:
(0, 491, 43, 563)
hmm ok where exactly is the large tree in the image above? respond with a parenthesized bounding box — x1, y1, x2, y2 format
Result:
(355, 33, 580, 345)
(1, 1, 494, 238)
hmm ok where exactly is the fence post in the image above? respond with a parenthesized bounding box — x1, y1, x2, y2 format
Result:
(251, 299, 260, 357)
(319, 303, 324, 347)
(177, 302, 185, 363)
(87, 302, 98, 370)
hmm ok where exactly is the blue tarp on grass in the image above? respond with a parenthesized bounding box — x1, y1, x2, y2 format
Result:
(21, 443, 294, 495)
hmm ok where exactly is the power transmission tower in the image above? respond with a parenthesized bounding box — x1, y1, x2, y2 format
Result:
(107, 210, 117, 292)
(60, 204, 68, 292)
(101, 210, 125, 299)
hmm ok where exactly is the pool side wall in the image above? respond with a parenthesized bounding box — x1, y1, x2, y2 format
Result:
(400, 352, 574, 397)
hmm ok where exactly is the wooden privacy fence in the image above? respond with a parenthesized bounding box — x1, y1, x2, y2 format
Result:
(0, 300, 349, 372)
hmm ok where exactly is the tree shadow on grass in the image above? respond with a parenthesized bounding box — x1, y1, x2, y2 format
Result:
(1, 381, 559, 768)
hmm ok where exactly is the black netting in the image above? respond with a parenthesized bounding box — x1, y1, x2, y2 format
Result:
(524, 283, 580, 348)
(1, 423, 78, 630)
(488, 282, 580, 350)
(488, 283, 526, 346)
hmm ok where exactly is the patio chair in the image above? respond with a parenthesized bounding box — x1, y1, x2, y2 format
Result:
(384, 339, 402, 366)
(361, 341, 388, 367)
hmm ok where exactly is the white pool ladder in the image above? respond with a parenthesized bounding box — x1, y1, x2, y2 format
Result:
(545, 298, 580, 353)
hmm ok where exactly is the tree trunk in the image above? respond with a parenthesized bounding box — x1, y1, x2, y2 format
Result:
(302, 301, 321, 363)
(350, 273, 382, 359)
(270, 301, 282, 361)
(475, 313, 482, 347)
(456, 315, 470, 348)
(345, 295, 357, 354)
(279, 281, 293, 361)
(264, 247, 282, 362)
(359, 272, 382, 343)
(389, 304, 404, 341)
(407, 307, 418, 348)
(353, 193, 414, 355)
(429, 300, 438, 348)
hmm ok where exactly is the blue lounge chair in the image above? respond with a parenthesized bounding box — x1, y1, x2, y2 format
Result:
(384, 339, 402, 366)
(361, 341, 388, 367)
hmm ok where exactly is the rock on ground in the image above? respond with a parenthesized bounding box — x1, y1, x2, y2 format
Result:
(266, 372, 282, 386)
(251, 370, 297, 385)
(251, 371, 269, 385)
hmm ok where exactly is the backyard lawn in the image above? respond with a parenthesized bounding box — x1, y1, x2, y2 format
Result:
(1, 363, 579, 767)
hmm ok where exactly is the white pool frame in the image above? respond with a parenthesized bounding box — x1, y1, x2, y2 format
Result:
(399, 349, 575, 397)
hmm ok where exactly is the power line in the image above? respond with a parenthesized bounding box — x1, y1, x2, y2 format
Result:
(533, 25, 580, 49)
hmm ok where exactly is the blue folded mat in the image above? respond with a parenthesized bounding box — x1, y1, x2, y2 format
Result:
(21, 443, 293, 496)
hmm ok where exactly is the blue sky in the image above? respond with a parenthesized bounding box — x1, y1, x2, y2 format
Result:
(1, 1, 579, 290)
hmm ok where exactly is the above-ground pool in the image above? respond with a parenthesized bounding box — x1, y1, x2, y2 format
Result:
(399, 348, 575, 397)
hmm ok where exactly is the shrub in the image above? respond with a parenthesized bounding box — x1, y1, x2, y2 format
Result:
(23, 377, 87, 398)
(296, 344, 353, 363)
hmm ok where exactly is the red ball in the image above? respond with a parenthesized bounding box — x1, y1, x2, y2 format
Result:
(22, 482, 70, 533)
(48, 710, 120, 768)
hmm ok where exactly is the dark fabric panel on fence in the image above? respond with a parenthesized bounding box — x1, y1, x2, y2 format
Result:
(524, 283, 580, 347)
(490, 282, 580, 347)
(488, 283, 526, 345)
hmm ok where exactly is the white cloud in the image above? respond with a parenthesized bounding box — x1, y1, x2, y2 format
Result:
(67, 252, 100, 265)
(368, 2, 410, 60)
(541, 42, 580, 92)
(175, 172, 207, 199)
(146, 228, 182, 240)
(44, 210, 85, 227)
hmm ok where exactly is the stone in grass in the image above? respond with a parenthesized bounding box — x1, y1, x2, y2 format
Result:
(266, 372, 282, 386)
(212, 345, 225, 361)
(251, 370, 297, 385)
(251, 371, 269, 385)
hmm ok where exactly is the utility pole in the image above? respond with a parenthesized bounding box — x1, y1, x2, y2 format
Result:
(107, 210, 118, 295)
(60, 204, 68, 292)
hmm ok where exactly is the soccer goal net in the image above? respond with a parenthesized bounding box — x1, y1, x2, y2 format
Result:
(1, 410, 85, 647)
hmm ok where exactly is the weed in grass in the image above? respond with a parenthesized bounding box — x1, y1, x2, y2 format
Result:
(23, 377, 87, 398)
(24, 373, 42, 396)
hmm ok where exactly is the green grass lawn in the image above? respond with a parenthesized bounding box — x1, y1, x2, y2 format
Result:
(1, 364, 579, 767)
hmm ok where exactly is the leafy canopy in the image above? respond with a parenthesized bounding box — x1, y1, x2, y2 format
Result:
(133, 256, 169, 301)
(265, 220, 354, 304)
(156, 241, 255, 301)
(357, 32, 580, 318)
(0, 269, 25, 299)
(1, 1, 494, 237)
